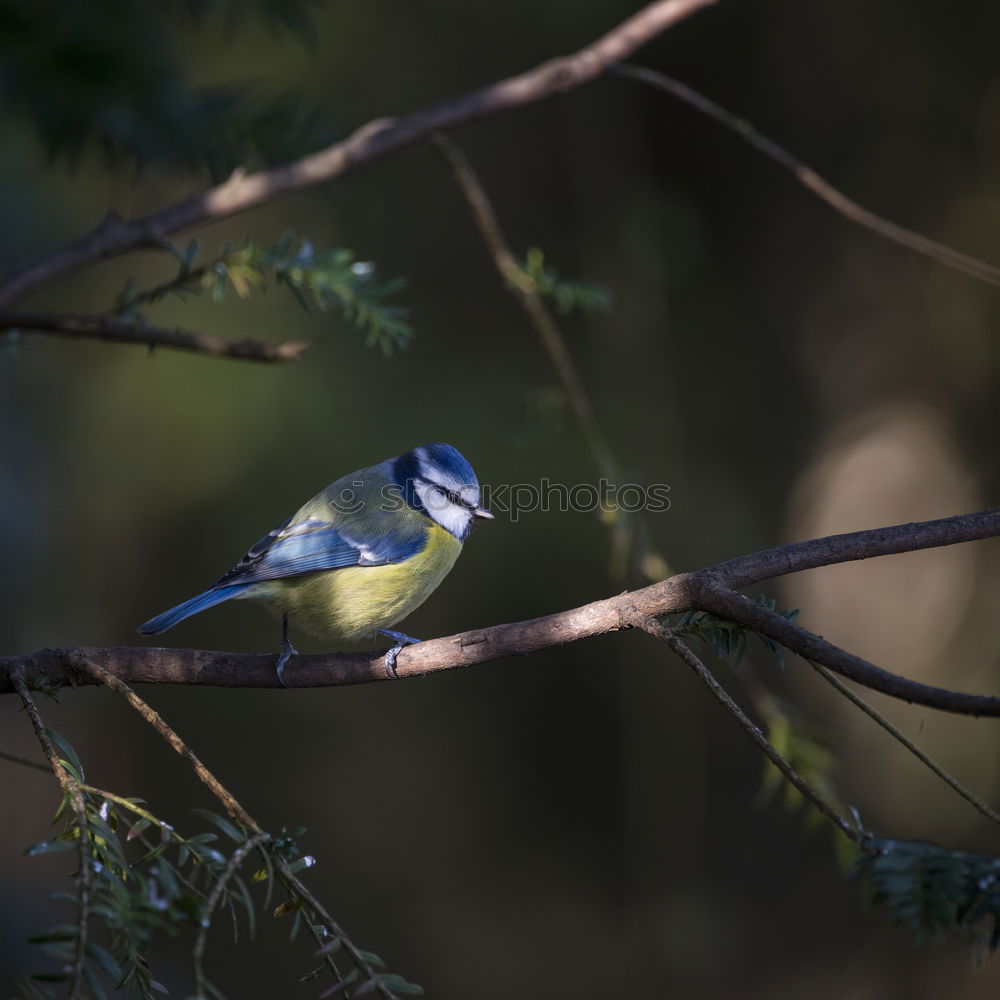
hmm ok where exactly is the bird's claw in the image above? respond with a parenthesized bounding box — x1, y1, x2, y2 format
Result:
(276, 615, 298, 687)
(377, 629, 421, 679)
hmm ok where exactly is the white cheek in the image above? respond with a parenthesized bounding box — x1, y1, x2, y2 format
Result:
(413, 480, 472, 539)
(433, 504, 473, 540)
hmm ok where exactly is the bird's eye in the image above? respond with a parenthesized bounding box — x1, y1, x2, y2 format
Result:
(437, 486, 475, 509)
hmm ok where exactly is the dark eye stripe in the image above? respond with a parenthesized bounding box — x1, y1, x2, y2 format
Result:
(444, 488, 474, 509)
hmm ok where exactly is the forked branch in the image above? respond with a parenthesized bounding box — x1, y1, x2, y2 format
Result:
(3, 507, 1000, 717)
(0, 0, 716, 312)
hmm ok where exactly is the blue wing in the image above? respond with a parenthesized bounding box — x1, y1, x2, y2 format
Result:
(213, 516, 378, 586)
(138, 513, 428, 636)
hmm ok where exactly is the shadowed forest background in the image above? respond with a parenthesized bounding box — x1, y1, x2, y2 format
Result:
(3, 0, 1000, 996)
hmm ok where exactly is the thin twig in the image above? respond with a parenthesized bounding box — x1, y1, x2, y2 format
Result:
(275, 859, 397, 1000)
(625, 612, 859, 840)
(79, 784, 179, 837)
(433, 132, 665, 580)
(0, 0, 716, 311)
(69, 653, 262, 832)
(617, 65, 1000, 288)
(810, 663, 1000, 828)
(136, 830, 209, 906)
(12, 670, 91, 999)
(70, 654, 387, 996)
(113, 262, 212, 313)
(0, 747, 50, 771)
(0, 312, 310, 363)
(298, 916, 348, 994)
(433, 135, 617, 475)
(193, 831, 271, 996)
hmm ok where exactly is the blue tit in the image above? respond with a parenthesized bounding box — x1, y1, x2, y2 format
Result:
(138, 442, 493, 683)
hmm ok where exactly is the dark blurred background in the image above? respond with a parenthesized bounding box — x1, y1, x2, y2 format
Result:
(3, 0, 1000, 995)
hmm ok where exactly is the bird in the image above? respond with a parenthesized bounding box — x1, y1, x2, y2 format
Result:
(137, 442, 493, 683)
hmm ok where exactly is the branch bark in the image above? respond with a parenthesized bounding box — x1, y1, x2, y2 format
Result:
(4, 507, 1000, 718)
(0, 0, 716, 311)
(0, 312, 310, 362)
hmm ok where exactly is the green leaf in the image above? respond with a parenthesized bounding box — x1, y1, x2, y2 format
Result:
(231, 874, 256, 938)
(81, 959, 109, 1000)
(49, 892, 81, 909)
(183, 239, 200, 270)
(318, 969, 360, 998)
(192, 810, 246, 844)
(390, 984, 425, 996)
(315, 936, 342, 956)
(25, 840, 77, 856)
(856, 837, 1000, 952)
(85, 940, 123, 981)
(46, 729, 84, 781)
(52, 792, 71, 825)
(127, 818, 152, 842)
(27, 929, 77, 944)
(519, 247, 612, 315)
(377, 973, 424, 995)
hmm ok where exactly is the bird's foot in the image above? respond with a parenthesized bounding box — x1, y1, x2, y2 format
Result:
(377, 629, 421, 678)
(276, 616, 298, 687)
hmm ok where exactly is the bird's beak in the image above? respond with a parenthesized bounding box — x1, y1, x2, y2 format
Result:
(473, 506, 494, 520)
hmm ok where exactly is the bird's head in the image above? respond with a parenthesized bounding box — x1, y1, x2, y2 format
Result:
(392, 442, 493, 540)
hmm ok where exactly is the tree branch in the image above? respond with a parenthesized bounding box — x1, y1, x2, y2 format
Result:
(433, 133, 666, 580)
(4, 507, 1000, 717)
(692, 585, 1000, 717)
(62, 653, 406, 998)
(0, 0, 716, 311)
(626, 610, 858, 839)
(13, 670, 92, 999)
(617, 65, 1000, 288)
(810, 662, 1000, 828)
(0, 312, 311, 363)
(71, 652, 262, 831)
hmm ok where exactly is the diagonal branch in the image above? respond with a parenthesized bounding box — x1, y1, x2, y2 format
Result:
(70, 652, 261, 831)
(434, 133, 665, 580)
(13, 670, 92, 999)
(192, 831, 270, 996)
(0, 312, 311, 363)
(0, 0, 716, 311)
(0, 746, 50, 771)
(67, 653, 402, 999)
(617, 65, 1000, 288)
(626, 610, 858, 839)
(4, 507, 1000, 718)
(810, 663, 1000, 828)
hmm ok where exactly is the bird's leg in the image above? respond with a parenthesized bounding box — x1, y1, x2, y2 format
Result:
(276, 614, 298, 687)
(377, 629, 421, 679)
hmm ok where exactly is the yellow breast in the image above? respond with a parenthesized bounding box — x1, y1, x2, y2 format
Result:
(251, 523, 462, 644)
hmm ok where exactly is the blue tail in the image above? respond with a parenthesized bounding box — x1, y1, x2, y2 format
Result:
(137, 584, 250, 635)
